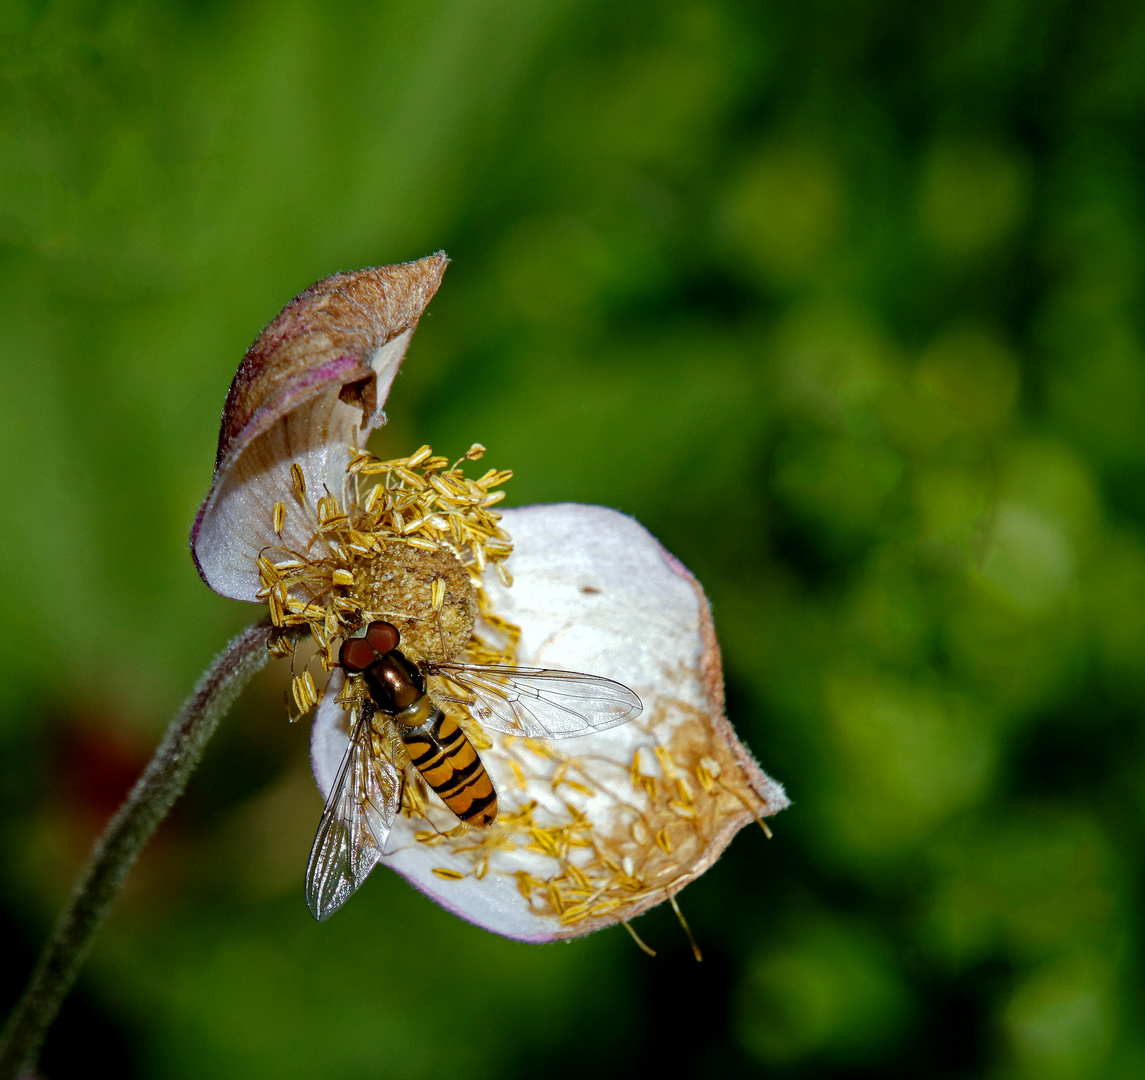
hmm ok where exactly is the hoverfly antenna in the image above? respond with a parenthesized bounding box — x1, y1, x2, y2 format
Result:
(340, 637, 377, 672)
(365, 621, 400, 654)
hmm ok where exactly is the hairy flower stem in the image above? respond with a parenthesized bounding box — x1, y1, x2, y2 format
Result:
(0, 621, 273, 1080)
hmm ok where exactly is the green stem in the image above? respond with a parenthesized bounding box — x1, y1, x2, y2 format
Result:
(0, 620, 272, 1080)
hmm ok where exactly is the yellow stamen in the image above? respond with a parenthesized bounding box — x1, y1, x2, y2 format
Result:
(260, 443, 519, 670)
(620, 919, 658, 957)
(292, 671, 317, 713)
(670, 894, 703, 963)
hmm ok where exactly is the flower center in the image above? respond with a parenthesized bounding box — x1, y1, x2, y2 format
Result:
(256, 443, 518, 701)
(347, 541, 475, 663)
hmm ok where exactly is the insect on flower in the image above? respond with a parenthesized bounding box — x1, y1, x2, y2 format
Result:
(193, 252, 790, 946)
(307, 619, 642, 920)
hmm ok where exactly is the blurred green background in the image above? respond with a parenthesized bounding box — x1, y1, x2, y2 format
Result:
(3, 0, 1145, 1076)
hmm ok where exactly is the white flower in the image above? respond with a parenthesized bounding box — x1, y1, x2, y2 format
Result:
(192, 253, 789, 943)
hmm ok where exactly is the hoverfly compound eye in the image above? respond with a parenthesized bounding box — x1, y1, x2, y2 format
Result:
(365, 621, 400, 655)
(339, 637, 377, 672)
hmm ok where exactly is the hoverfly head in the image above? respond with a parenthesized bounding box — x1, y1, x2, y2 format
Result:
(338, 636, 377, 672)
(365, 621, 400, 655)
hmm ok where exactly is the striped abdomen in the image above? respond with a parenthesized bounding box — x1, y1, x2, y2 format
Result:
(399, 702, 498, 827)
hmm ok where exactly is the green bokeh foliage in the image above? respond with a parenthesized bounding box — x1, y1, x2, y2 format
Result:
(3, 1, 1145, 1076)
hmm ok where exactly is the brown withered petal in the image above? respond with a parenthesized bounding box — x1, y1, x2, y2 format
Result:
(310, 504, 789, 942)
(192, 253, 449, 600)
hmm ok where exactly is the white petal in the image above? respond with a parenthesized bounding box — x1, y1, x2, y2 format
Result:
(311, 667, 352, 798)
(194, 385, 367, 601)
(310, 504, 788, 941)
(193, 256, 447, 600)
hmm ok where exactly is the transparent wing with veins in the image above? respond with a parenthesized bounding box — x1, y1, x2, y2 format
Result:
(429, 663, 642, 739)
(305, 701, 402, 922)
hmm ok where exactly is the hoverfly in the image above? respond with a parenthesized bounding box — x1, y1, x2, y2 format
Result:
(306, 620, 643, 920)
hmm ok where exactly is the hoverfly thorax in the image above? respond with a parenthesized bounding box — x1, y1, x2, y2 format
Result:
(365, 654, 425, 717)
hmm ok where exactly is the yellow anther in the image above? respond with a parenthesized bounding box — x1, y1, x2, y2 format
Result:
(559, 905, 590, 925)
(267, 635, 294, 659)
(589, 899, 622, 917)
(292, 671, 317, 713)
(290, 463, 306, 500)
(403, 536, 442, 552)
(565, 863, 590, 889)
(394, 466, 427, 489)
(406, 445, 433, 468)
(700, 755, 721, 778)
(655, 746, 678, 779)
(528, 828, 561, 857)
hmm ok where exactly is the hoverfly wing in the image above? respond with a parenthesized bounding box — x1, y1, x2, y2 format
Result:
(305, 703, 401, 921)
(430, 663, 642, 739)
